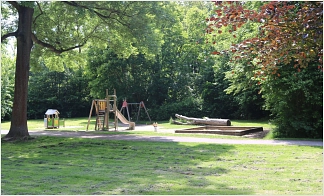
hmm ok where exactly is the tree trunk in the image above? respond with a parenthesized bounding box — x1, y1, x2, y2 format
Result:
(175, 114, 231, 126)
(4, 6, 34, 140)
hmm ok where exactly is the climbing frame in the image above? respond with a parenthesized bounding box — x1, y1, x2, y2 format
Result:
(86, 89, 118, 131)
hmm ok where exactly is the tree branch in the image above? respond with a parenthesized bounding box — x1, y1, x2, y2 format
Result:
(1, 32, 17, 43)
(33, 2, 44, 26)
(31, 33, 84, 54)
(62, 1, 132, 27)
(8, 1, 20, 11)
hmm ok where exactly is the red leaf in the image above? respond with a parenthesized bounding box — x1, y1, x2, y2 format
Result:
(268, 4, 274, 10)
(211, 51, 220, 55)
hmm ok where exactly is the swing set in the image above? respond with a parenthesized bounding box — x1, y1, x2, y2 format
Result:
(120, 99, 151, 123)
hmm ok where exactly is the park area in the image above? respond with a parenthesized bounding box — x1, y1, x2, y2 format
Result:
(1, 118, 323, 195)
(1, 1, 323, 195)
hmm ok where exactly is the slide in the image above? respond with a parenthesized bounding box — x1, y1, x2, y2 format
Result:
(115, 109, 135, 130)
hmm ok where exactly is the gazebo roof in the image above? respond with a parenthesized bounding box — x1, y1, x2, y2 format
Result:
(45, 109, 59, 115)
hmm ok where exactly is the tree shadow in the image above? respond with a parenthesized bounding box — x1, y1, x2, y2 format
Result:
(1, 136, 255, 195)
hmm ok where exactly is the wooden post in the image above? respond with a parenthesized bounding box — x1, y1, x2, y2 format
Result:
(106, 89, 110, 131)
(114, 89, 117, 131)
(142, 101, 152, 123)
(126, 106, 131, 122)
(94, 100, 99, 130)
(106, 89, 109, 130)
(136, 104, 141, 122)
(86, 100, 95, 131)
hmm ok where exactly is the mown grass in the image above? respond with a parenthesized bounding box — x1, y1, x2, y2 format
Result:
(1, 136, 322, 195)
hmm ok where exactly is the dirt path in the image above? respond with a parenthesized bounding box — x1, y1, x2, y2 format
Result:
(11, 129, 320, 147)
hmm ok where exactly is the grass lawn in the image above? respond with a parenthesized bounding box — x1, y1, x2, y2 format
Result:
(1, 136, 322, 195)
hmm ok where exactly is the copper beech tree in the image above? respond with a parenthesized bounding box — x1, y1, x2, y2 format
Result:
(206, 1, 323, 81)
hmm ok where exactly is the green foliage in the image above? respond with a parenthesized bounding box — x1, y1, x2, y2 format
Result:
(205, 1, 322, 138)
(27, 65, 91, 119)
(150, 96, 203, 121)
(262, 63, 323, 139)
(86, 47, 154, 104)
(3, 1, 273, 133)
(1, 48, 15, 120)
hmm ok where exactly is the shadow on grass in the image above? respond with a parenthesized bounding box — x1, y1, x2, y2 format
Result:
(1, 136, 254, 195)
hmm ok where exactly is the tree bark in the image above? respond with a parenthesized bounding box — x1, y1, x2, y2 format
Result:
(4, 6, 34, 140)
(175, 114, 231, 126)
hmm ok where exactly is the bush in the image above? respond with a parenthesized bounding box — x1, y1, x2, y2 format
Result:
(263, 63, 323, 139)
(149, 97, 203, 121)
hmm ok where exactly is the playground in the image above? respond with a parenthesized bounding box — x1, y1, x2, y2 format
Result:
(86, 89, 151, 131)
(46, 89, 266, 138)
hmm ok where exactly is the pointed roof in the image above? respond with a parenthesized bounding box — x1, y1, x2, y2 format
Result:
(45, 109, 59, 115)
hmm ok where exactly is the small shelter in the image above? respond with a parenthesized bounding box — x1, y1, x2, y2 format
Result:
(44, 109, 60, 129)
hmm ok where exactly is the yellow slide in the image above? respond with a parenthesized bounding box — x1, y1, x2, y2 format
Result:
(115, 109, 135, 130)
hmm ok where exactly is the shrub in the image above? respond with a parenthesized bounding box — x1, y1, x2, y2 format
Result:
(149, 97, 203, 121)
(263, 63, 323, 139)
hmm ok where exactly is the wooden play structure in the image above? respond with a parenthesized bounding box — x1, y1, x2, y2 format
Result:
(86, 89, 135, 131)
(120, 99, 151, 122)
(44, 109, 60, 129)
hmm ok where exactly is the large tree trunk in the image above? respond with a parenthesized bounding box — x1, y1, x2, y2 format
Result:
(4, 6, 34, 140)
(175, 114, 231, 126)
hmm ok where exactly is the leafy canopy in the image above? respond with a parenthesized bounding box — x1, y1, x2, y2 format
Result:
(206, 1, 323, 82)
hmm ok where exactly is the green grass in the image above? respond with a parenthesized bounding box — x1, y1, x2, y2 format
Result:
(1, 118, 85, 131)
(1, 136, 322, 195)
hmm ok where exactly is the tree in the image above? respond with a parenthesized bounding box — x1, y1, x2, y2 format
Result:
(1, 1, 164, 140)
(27, 65, 91, 119)
(206, 1, 323, 138)
(207, 1, 323, 77)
